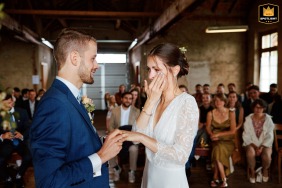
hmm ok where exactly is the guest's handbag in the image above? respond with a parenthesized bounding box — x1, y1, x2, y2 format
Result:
(231, 149, 241, 164)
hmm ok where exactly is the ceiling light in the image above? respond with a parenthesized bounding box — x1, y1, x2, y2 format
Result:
(205, 25, 248, 33)
(128, 38, 138, 51)
(41, 38, 54, 49)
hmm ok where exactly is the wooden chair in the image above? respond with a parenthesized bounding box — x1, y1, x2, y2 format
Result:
(274, 124, 282, 183)
(195, 147, 210, 157)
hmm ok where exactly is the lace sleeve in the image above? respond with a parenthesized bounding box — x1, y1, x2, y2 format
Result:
(154, 97, 199, 165)
(132, 120, 148, 135)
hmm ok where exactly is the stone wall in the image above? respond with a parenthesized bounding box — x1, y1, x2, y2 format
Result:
(136, 19, 247, 94)
(0, 33, 54, 92)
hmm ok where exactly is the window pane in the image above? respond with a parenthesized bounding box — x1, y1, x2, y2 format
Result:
(259, 51, 278, 92)
(270, 32, 278, 47)
(269, 51, 278, 83)
(262, 35, 270, 49)
(97, 54, 126, 63)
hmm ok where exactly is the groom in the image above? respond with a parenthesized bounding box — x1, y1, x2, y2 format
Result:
(30, 28, 125, 187)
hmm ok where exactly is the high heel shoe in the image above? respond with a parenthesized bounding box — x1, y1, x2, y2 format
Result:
(220, 178, 228, 187)
(210, 179, 220, 187)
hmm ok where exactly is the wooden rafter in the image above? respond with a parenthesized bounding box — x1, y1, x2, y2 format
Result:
(4, 9, 160, 17)
(133, 0, 196, 49)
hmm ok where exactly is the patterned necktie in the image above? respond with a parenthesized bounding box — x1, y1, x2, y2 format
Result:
(77, 95, 81, 104)
(9, 112, 19, 146)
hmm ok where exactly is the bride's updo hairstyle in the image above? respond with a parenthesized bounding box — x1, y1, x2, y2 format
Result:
(148, 43, 189, 78)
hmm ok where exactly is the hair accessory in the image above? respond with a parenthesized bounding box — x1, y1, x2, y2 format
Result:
(179, 46, 187, 54)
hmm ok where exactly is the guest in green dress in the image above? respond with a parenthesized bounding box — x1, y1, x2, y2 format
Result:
(206, 93, 236, 187)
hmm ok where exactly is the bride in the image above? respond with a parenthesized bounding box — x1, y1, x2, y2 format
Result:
(123, 43, 199, 188)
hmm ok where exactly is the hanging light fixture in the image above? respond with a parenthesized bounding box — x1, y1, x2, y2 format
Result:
(205, 25, 248, 33)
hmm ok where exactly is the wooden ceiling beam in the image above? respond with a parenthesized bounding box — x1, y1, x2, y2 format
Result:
(0, 12, 41, 45)
(133, 0, 196, 49)
(211, 0, 220, 13)
(4, 9, 160, 17)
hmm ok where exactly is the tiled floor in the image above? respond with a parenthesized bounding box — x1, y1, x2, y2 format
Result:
(2, 110, 281, 188)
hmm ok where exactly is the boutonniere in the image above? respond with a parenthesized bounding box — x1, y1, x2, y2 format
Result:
(0, 91, 15, 131)
(81, 96, 95, 124)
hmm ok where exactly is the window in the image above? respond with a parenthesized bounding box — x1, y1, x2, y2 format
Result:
(259, 31, 278, 92)
(96, 54, 126, 63)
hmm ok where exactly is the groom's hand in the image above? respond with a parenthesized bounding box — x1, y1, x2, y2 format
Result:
(97, 129, 125, 163)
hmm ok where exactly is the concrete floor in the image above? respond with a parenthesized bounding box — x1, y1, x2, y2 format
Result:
(13, 158, 282, 188)
(2, 110, 281, 188)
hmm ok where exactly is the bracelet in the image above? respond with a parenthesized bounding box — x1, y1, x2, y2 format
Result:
(142, 109, 153, 116)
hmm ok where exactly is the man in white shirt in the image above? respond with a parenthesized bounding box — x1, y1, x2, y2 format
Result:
(109, 92, 141, 183)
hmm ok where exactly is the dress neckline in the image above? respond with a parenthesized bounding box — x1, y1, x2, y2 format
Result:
(152, 92, 186, 131)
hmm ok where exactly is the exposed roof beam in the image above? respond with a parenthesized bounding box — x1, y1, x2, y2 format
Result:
(4, 9, 160, 17)
(0, 12, 41, 45)
(228, 0, 237, 13)
(133, 0, 196, 49)
(211, 0, 220, 13)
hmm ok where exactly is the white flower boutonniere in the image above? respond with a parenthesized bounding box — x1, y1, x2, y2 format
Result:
(81, 96, 95, 124)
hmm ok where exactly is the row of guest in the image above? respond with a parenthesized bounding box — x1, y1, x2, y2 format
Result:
(0, 93, 32, 187)
(192, 83, 243, 106)
(0, 87, 46, 187)
(104, 84, 146, 111)
(192, 82, 279, 107)
(182, 84, 275, 186)
(12, 87, 46, 120)
(206, 94, 274, 186)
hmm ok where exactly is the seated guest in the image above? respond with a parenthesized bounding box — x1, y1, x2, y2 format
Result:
(241, 82, 253, 103)
(114, 84, 126, 106)
(196, 93, 213, 147)
(22, 89, 39, 120)
(108, 92, 140, 183)
(106, 95, 117, 132)
(260, 83, 279, 104)
(130, 88, 142, 110)
(227, 83, 242, 103)
(193, 84, 203, 106)
(0, 94, 32, 187)
(242, 99, 274, 183)
(36, 88, 46, 101)
(203, 84, 211, 95)
(227, 91, 244, 164)
(13, 87, 22, 107)
(243, 85, 268, 117)
(206, 93, 236, 187)
(104, 92, 111, 110)
(179, 84, 189, 93)
(14, 88, 29, 108)
(270, 94, 282, 124)
(216, 83, 228, 97)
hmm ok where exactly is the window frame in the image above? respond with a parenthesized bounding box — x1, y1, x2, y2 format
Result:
(258, 29, 278, 92)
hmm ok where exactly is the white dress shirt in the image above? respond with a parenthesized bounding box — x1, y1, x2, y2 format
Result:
(120, 106, 131, 126)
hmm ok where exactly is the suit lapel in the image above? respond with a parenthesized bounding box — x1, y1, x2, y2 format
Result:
(53, 80, 101, 145)
(117, 107, 121, 128)
(129, 107, 135, 125)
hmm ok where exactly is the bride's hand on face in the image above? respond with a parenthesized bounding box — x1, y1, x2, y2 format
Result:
(122, 130, 142, 142)
(144, 72, 165, 103)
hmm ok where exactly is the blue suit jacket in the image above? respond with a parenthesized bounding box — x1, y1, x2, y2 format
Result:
(30, 79, 109, 187)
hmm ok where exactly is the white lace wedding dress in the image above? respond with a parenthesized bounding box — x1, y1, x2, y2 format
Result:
(134, 92, 199, 188)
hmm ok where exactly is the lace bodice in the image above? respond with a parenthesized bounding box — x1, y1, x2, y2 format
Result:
(134, 93, 199, 168)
